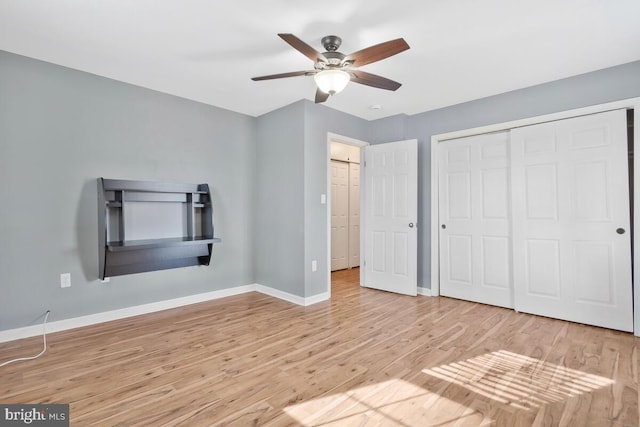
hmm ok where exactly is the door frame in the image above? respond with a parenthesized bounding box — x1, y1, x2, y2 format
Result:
(430, 97, 640, 335)
(326, 133, 369, 296)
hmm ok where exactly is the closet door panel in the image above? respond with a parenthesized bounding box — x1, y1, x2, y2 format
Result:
(482, 236, 510, 289)
(331, 160, 350, 271)
(439, 132, 513, 308)
(524, 239, 561, 298)
(511, 109, 632, 331)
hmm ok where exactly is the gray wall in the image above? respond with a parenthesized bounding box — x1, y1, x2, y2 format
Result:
(253, 100, 367, 298)
(2, 48, 639, 332)
(366, 60, 640, 290)
(303, 101, 368, 297)
(0, 51, 256, 330)
(367, 114, 409, 145)
(254, 101, 305, 295)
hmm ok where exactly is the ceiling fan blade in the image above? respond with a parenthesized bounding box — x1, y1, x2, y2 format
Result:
(351, 71, 402, 91)
(278, 33, 328, 63)
(345, 38, 409, 67)
(251, 70, 315, 81)
(315, 88, 330, 104)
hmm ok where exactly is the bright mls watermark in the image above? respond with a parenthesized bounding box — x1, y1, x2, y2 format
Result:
(0, 404, 68, 426)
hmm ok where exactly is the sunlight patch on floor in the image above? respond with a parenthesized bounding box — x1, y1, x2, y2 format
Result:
(422, 349, 614, 410)
(284, 378, 492, 426)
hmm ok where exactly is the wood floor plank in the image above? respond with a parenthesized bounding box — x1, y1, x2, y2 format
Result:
(1, 268, 638, 426)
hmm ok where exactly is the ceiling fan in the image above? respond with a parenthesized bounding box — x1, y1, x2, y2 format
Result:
(252, 33, 410, 103)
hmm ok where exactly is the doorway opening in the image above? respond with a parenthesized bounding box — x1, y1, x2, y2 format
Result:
(331, 267, 361, 299)
(330, 144, 361, 272)
(326, 133, 368, 297)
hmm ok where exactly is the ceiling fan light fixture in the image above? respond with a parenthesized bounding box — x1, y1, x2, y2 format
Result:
(314, 69, 350, 95)
(252, 34, 409, 104)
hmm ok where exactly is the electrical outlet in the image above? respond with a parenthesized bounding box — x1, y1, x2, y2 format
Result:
(60, 273, 71, 288)
(311, 260, 317, 272)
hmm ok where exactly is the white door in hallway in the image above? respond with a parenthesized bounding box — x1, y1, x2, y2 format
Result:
(362, 139, 418, 296)
(331, 160, 349, 271)
(510, 109, 633, 331)
(438, 131, 513, 308)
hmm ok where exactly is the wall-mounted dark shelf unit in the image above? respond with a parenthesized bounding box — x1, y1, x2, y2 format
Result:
(98, 178, 221, 279)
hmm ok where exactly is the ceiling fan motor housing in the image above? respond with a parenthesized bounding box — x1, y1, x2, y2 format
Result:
(321, 35, 342, 51)
(316, 51, 346, 69)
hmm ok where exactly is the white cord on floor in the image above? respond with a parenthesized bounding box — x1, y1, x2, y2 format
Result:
(0, 310, 50, 368)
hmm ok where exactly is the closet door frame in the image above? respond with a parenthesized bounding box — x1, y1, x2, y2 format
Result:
(430, 97, 640, 335)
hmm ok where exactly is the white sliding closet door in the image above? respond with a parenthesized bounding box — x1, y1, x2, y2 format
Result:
(510, 110, 633, 331)
(331, 160, 349, 271)
(439, 132, 513, 308)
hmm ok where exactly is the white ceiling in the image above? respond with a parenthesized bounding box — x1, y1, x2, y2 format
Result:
(1, 0, 639, 120)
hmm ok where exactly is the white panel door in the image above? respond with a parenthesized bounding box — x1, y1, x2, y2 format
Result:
(363, 140, 417, 296)
(331, 160, 349, 271)
(511, 109, 633, 331)
(349, 162, 361, 268)
(439, 132, 513, 308)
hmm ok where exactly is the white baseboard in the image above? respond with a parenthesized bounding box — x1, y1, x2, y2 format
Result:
(0, 284, 331, 343)
(304, 291, 330, 306)
(417, 287, 432, 297)
(254, 284, 305, 305)
(255, 285, 329, 307)
(0, 285, 255, 344)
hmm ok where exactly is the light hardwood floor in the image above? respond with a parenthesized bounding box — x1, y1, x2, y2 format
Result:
(1, 268, 638, 426)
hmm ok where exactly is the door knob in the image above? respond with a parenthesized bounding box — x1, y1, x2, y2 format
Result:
(409, 222, 414, 228)
(617, 228, 625, 234)
(441, 224, 446, 229)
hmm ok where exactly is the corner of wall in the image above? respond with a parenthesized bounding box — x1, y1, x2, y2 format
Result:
(366, 113, 410, 144)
